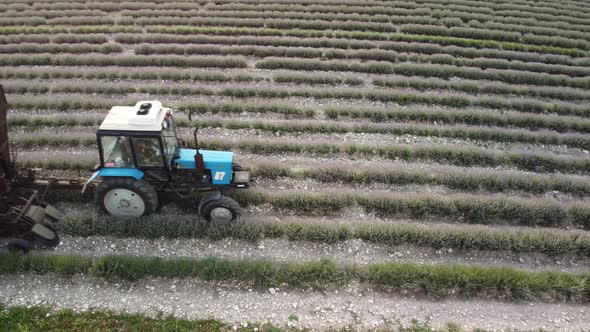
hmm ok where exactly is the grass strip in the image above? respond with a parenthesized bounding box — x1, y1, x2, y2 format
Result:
(232, 190, 589, 228)
(0, 304, 466, 332)
(0, 253, 588, 301)
(0, 305, 233, 332)
(10, 135, 590, 175)
(6, 82, 589, 117)
(0, 43, 122, 54)
(59, 213, 590, 256)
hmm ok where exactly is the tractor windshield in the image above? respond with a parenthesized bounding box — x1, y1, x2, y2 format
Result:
(100, 136, 132, 168)
(161, 115, 178, 165)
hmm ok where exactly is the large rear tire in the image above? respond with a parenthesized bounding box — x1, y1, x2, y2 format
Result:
(200, 195, 242, 226)
(97, 177, 158, 217)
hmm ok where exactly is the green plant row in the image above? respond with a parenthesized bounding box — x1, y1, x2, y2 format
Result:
(0, 68, 263, 83)
(143, 26, 588, 57)
(132, 43, 590, 78)
(124, 16, 399, 33)
(116, 32, 588, 65)
(398, 24, 590, 50)
(232, 190, 590, 228)
(203, 2, 590, 26)
(273, 73, 364, 85)
(199, 139, 590, 175)
(0, 305, 245, 332)
(373, 77, 590, 102)
(0, 33, 108, 44)
(247, 162, 590, 196)
(8, 0, 590, 23)
(323, 106, 590, 135)
(0, 253, 588, 301)
(10, 113, 588, 150)
(203, 1, 590, 30)
(256, 58, 590, 89)
(58, 212, 590, 256)
(9, 98, 590, 135)
(190, 118, 590, 150)
(0, 43, 122, 54)
(0, 16, 115, 26)
(6, 82, 589, 118)
(0, 25, 142, 35)
(0, 24, 582, 57)
(8, 98, 316, 117)
(10, 134, 590, 175)
(0, 54, 247, 68)
(13, 149, 590, 197)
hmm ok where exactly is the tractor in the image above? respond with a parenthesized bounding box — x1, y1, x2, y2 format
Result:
(84, 101, 251, 224)
(0, 85, 62, 251)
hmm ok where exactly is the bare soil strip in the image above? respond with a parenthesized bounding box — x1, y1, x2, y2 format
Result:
(51, 234, 590, 273)
(0, 274, 587, 331)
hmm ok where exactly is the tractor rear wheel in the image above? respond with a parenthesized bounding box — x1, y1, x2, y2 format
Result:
(97, 178, 158, 217)
(200, 195, 242, 226)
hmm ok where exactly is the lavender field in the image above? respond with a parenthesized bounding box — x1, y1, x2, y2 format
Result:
(1, 0, 589, 330)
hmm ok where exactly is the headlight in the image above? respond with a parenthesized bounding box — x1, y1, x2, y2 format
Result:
(233, 171, 250, 183)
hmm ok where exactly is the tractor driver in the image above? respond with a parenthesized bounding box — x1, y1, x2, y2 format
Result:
(133, 138, 162, 166)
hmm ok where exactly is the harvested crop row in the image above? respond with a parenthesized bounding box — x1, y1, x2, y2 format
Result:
(246, 162, 590, 196)
(323, 106, 590, 135)
(256, 58, 590, 89)
(58, 212, 590, 256)
(133, 43, 590, 77)
(373, 77, 590, 102)
(200, 2, 590, 26)
(0, 43, 122, 54)
(11, 114, 589, 150)
(6, 82, 589, 117)
(0, 253, 587, 301)
(10, 135, 590, 175)
(0, 68, 263, 83)
(232, 190, 590, 228)
(10, 98, 590, 135)
(15, 152, 590, 197)
(203, 1, 590, 28)
(8, 98, 316, 118)
(0, 26, 142, 35)
(0, 54, 248, 68)
(127, 29, 589, 60)
(0, 33, 108, 44)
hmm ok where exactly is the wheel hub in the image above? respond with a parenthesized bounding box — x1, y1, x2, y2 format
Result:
(104, 189, 145, 216)
(210, 207, 233, 224)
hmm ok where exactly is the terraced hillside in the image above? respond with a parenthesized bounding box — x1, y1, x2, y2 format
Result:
(1, 0, 590, 330)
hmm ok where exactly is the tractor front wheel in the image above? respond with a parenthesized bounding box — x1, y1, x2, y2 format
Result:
(97, 178, 158, 217)
(200, 195, 242, 226)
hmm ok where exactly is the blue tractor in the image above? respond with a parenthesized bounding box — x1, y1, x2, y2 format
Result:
(84, 101, 250, 224)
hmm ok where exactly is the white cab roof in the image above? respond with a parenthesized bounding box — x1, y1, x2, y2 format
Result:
(99, 101, 170, 132)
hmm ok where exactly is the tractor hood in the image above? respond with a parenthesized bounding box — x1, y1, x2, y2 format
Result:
(176, 148, 233, 185)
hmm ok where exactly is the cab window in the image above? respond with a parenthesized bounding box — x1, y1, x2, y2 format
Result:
(132, 137, 163, 167)
(161, 116, 178, 164)
(100, 136, 133, 168)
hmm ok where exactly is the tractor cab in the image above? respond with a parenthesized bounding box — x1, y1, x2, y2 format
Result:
(88, 101, 250, 224)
